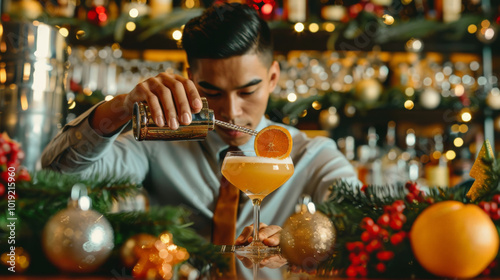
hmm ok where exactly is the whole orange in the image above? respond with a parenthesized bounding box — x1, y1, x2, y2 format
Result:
(410, 200, 499, 278)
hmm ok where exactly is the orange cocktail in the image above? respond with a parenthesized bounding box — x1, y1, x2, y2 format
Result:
(222, 156, 294, 201)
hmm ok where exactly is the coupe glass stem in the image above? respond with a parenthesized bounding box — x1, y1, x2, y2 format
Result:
(252, 198, 261, 244)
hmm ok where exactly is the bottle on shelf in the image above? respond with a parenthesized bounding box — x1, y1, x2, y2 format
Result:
(283, 0, 308, 22)
(320, 0, 346, 21)
(381, 121, 405, 185)
(449, 147, 473, 187)
(357, 127, 383, 186)
(398, 129, 423, 184)
(425, 134, 450, 187)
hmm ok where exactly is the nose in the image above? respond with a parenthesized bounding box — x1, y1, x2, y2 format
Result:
(220, 94, 242, 121)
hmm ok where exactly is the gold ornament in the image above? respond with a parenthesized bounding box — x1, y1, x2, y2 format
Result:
(120, 233, 157, 269)
(319, 107, 340, 130)
(42, 184, 114, 273)
(1, 247, 30, 273)
(355, 79, 382, 103)
(132, 231, 189, 280)
(280, 196, 336, 268)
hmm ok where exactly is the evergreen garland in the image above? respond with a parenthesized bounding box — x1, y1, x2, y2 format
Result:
(0, 170, 227, 275)
(314, 175, 500, 277)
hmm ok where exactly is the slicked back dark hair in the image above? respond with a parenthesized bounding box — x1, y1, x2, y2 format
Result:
(182, 3, 274, 71)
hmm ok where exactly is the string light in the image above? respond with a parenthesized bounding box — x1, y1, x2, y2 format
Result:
(172, 30, 182, 41)
(129, 8, 139, 18)
(58, 28, 69, 37)
(454, 137, 464, 147)
(445, 150, 456, 161)
(294, 23, 305, 33)
(404, 100, 414, 110)
(287, 93, 298, 102)
(308, 23, 319, 33)
(126, 22, 136, 32)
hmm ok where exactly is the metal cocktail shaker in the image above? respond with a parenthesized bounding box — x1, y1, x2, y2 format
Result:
(133, 97, 215, 141)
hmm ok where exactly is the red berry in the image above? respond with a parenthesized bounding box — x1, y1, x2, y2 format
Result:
(1, 143, 11, 154)
(490, 202, 498, 213)
(383, 205, 393, 213)
(17, 168, 30, 182)
(405, 181, 417, 193)
(491, 208, 500, 220)
(367, 224, 381, 237)
(358, 251, 369, 264)
(389, 219, 403, 231)
(361, 184, 368, 192)
(0, 155, 7, 166)
(360, 217, 375, 229)
(376, 251, 395, 261)
(361, 231, 371, 242)
(391, 212, 407, 224)
(0, 171, 9, 182)
(493, 194, 500, 205)
(405, 193, 416, 203)
(392, 200, 405, 213)
(375, 262, 386, 273)
(390, 231, 406, 246)
(425, 197, 435, 204)
(356, 265, 368, 277)
(366, 239, 382, 253)
(480, 201, 491, 212)
(377, 213, 390, 227)
(482, 268, 491, 276)
(346, 265, 358, 277)
(347, 242, 364, 252)
(378, 229, 389, 241)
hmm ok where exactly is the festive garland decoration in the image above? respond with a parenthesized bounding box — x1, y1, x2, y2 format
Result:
(0, 168, 227, 275)
(297, 140, 500, 278)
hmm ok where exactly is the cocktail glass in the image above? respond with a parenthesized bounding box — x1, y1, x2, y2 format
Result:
(221, 150, 294, 257)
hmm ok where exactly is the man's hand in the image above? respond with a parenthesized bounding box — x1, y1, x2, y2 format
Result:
(235, 223, 281, 246)
(91, 73, 203, 136)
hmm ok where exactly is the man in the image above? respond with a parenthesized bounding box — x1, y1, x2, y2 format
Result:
(41, 3, 358, 246)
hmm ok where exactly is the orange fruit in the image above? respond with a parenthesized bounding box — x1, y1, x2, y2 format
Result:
(410, 200, 499, 278)
(254, 125, 293, 159)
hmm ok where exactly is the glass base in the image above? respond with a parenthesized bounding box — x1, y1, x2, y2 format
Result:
(235, 241, 281, 259)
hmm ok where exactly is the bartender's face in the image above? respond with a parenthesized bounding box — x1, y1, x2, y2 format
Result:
(188, 53, 280, 146)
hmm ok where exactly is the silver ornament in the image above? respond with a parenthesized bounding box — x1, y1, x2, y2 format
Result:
(280, 196, 336, 268)
(42, 184, 114, 273)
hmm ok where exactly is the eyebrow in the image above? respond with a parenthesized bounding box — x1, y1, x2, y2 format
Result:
(198, 79, 263, 91)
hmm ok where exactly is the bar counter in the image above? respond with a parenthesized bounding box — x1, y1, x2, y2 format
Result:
(3, 251, 331, 280)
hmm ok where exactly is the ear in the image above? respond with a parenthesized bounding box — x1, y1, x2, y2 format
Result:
(268, 60, 280, 93)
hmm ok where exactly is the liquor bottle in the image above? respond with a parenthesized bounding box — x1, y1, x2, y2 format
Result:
(381, 121, 404, 185)
(345, 136, 360, 177)
(283, 0, 307, 22)
(449, 147, 473, 187)
(398, 129, 420, 183)
(320, 0, 346, 21)
(425, 134, 450, 187)
(358, 127, 383, 185)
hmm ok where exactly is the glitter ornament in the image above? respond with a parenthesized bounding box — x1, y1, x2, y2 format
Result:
(42, 184, 114, 273)
(280, 196, 336, 268)
(120, 233, 157, 269)
(1, 247, 30, 273)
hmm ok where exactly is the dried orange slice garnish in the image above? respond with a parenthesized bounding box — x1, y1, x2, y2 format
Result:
(254, 125, 293, 159)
